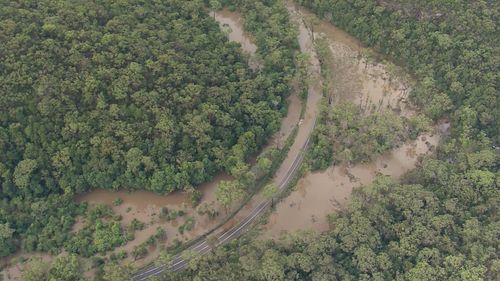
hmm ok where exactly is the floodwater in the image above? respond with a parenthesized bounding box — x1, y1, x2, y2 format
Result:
(264, 133, 440, 237)
(269, 0, 323, 191)
(0, 6, 305, 280)
(262, 3, 443, 237)
(199, 0, 324, 241)
(214, 9, 259, 69)
(73, 174, 231, 269)
(270, 93, 302, 149)
(298, 3, 414, 116)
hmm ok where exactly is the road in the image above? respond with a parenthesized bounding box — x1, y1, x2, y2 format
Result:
(131, 5, 321, 280)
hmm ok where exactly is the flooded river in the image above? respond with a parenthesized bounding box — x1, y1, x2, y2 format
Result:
(264, 133, 440, 237)
(262, 3, 444, 238)
(0, 3, 443, 279)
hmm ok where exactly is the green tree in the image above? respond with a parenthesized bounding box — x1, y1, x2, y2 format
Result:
(0, 223, 15, 257)
(262, 183, 279, 200)
(210, 0, 222, 18)
(216, 180, 245, 213)
(103, 262, 133, 281)
(22, 258, 48, 281)
(49, 254, 81, 281)
(13, 159, 37, 189)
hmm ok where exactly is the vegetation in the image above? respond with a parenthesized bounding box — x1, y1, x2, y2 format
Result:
(0, 194, 84, 256)
(0, 0, 291, 199)
(297, 0, 498, 140)
(64, 204, 130, 257)
(23, 255, 83, 281)
(310, 101, 430, 169)
(1, 0, 497, 279)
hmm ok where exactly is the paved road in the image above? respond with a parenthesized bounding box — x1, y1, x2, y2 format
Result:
(131, 5, 320, 280)
(131, 127, 313, 280)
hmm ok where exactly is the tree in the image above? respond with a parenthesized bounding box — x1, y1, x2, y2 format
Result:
(103, 262, 134, 281)
(262, 183, 279, 200)
(210, 0, 222, 18)
(260, 249, 285, 280)
(0, 223, 15, 257)
(304, 15, 320, 42)
(49, 254, 82, 281)
(22, 258, 48, 281)
(13, 159, 37, 189)
(256, 156, 272, 176)
(216, 180, 245, 213)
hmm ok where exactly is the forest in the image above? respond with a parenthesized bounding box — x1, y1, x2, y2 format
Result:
(0, 0, 293, 198)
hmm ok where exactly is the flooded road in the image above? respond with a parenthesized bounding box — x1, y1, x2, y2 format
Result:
(262, 3, 441, 237)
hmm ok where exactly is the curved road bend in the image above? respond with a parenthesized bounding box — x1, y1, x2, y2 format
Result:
(131, 6, 321, 281)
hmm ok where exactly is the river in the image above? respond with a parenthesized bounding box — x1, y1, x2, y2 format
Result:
(262, 3, 448, 238)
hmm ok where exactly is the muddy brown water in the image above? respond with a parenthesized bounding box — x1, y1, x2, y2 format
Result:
(202, 1, 324, 242)
(261, 3, 445, 238)
(296, 3, 414, 116)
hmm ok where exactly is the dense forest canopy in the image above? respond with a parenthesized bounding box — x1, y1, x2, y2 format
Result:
(0, 0, 293, 201)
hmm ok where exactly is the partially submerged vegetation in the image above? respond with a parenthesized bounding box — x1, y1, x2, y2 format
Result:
(310, 100, 431, 169)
